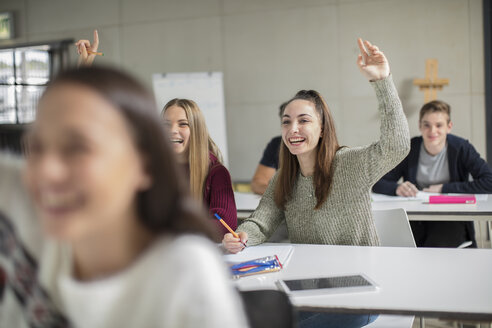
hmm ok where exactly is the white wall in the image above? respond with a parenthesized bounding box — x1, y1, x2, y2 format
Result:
(1, 0, 485, 181)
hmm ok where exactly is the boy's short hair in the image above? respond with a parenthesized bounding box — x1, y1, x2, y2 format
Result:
(419, 100, 451, 123)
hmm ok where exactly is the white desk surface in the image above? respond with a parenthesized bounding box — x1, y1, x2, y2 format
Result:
(371, 198, 492, 221)
(232, 244, 492, 320)
(235, 192, 492, 222)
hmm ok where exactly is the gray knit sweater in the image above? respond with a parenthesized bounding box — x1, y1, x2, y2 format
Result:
(239, 76, 410, 246)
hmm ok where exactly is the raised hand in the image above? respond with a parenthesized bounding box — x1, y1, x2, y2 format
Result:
(356, 38, 390, 81)
(75, 29, 99, 67)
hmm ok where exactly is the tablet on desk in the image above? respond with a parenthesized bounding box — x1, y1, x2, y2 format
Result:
(277, 274, 378, 296)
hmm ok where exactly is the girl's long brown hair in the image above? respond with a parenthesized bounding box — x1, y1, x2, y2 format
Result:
(162, 99, 222, 200)
(274, 90, 343, 210)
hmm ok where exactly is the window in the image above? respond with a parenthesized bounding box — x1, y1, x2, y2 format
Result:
(0, 45, 50, 123)
(0, 39, 72, 153)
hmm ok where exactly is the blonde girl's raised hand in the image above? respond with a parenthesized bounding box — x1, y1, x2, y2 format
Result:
(75, 29, 99, 67)
(356, 38, 390, 81)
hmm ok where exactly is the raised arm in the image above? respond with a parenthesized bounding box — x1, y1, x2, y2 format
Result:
(75, 29, 99, 67)
(356, 38, 390, 81)
(348, 39, 410, 187)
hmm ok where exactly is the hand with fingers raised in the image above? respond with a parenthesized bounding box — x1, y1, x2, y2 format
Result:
(356, 38, 390, 81)
(75, 29, 100, 67)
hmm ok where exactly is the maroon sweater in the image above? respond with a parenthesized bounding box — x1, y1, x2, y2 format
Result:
(203, 153, 237, 236)
(182, 153, 237, 236)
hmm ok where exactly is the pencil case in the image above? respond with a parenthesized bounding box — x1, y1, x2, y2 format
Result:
(429, 195, 476, 204)
(229, 255, 283, 278)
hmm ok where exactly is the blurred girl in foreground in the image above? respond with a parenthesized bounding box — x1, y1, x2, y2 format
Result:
(0, 66, 247, 328)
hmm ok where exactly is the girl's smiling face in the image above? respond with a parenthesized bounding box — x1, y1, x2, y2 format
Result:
(281, 99, 322, 161)
(163, 105, 191, 160)
(24, 83, 151, 242)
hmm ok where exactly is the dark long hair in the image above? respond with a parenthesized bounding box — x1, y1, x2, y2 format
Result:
(274, 90, 343, 210)
(42, 66, 218, 240)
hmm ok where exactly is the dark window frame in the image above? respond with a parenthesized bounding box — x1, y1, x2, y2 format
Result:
(0, 39, 73, 124)
(0, 39, 73, 154)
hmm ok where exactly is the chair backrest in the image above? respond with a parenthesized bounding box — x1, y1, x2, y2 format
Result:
(239, 289, 296, 328)
(372, 208, 416, 248)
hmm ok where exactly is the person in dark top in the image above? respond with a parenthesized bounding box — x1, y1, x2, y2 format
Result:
(250, 103, 286, 195)
(373, 100, 492, 248)
(260, 136, 282, 169)
(251, 136, 281, 194)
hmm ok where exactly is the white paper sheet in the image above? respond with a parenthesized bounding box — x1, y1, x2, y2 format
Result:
(371, 191, 438, 202)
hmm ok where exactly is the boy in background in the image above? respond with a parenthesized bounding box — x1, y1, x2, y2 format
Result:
(373, 100, 492, 247)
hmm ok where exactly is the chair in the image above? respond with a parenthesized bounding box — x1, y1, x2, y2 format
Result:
(366, 208, 416, 328)
(372, 208, 416, 247)
(365, 315, 415, 328)
(372, 209, 480, 328)
(239, 289, 296, 328)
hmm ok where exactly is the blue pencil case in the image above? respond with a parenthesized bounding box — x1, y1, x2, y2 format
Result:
(229, 255, 283, 278)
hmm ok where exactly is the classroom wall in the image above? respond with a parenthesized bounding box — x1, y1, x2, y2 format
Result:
(0, 0, 485, 181)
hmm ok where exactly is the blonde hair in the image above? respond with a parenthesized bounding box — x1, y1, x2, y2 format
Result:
(162, 99, 223, 200)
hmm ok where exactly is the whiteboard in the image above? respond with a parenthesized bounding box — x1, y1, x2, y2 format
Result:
(152, 72, 228, 167)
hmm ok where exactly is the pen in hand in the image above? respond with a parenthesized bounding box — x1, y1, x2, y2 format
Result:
(214, 213, 247, 248)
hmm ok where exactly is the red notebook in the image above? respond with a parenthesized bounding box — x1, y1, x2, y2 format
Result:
(429, 195, 476, 204)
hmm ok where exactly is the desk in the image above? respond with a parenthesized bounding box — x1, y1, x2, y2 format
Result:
(372, 195, 492, 248)
(235, 192, 492, 244)
(371, 196, 492, 222)
(236, 192, 492, 222)
(232, 244, 492, 321)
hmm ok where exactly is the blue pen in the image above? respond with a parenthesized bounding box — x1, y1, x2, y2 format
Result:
(214, 213, 247, 248)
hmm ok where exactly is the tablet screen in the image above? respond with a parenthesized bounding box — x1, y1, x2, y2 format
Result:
(283, 275, 373, 291)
